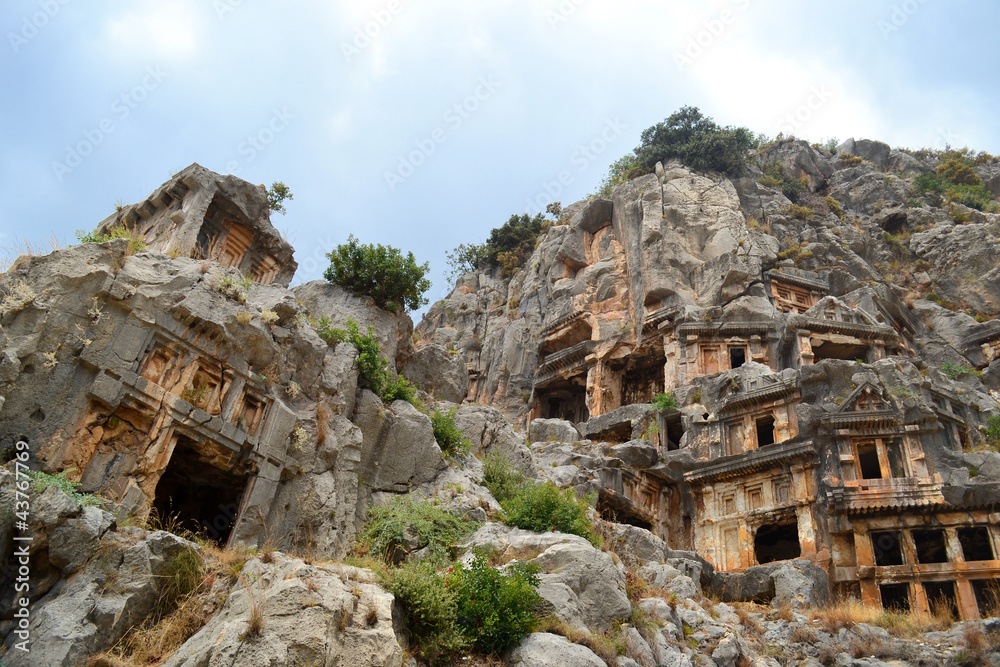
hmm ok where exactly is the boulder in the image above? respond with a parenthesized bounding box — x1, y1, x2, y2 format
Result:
(529, 418, 582, 444)
(837, 138, 891, 171)
(610, 440, 658, 468)
(509, 633, 606, 667)
(354, 392, 447, 493)
(533, 540, 632, 632)
(164, 556, 402, 667)
(600, 523, 666, 567)
(400, 343, 470, 403)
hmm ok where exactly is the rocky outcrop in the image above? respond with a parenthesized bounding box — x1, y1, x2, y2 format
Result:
(163, 556, 402, 667)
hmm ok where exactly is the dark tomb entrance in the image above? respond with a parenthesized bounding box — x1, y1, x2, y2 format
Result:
(153, 434, 248, 545)
(754, 522, 801, 564)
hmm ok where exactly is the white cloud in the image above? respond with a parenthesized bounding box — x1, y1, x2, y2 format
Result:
(104, 1, 203, 60)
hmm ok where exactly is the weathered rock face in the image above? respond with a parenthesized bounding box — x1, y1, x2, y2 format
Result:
(96, 163, 297, 287)
(163, 556, 402, 667)
(0, 470, 204, 665)
(0, 173, 415, 561)
(415, 139, 1000, 623)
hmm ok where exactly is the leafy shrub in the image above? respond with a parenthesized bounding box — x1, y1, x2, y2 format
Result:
(266, 181, 293, 215)
(759, 162, 809, 202)
(317, 317, 417, 406)
(593, 153, 645, 198)
(651, 392, 678, 412)
(431, 410, 473, 458)
(914, 165, 998, 212)
(482, 452, 527, 504)
(984, 415, 1000, 452)
(634, 106, 756, 176)
(501, 482, 598, 546)
(450, 555, 541, 653)
(324, 234, 430, 312)
(940, 360, 981, 380)
(446, 213, 547, 281)
(786, 204, 815, 220)
(385, 561, 468, 664)
(936, 157, 980, 186)
(27, 469, 101, 507)
(359, 495, 477, 565)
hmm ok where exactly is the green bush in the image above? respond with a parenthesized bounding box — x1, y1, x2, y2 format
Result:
(501, 482, 598, 546)
(939, 360, 981, 380)
(431, 410, 473, 458)
(651, 392, 678, 412)
(592, 153, 645, 198)
(914, 164, 998, 213)
(634, 106, 756, 176)
(445, 243, 491, 283)
(450, 555, 541, 654)
(324, 235, 430, 312)
(266, 182, 293, 215)
(360, 495, 477, 565)
(482, 452, 527, 504)
(27, 469, 101, 507)
(385, 561, 468, 665)
(758, 162, 809, 202)
(984, 414, 1000, 451)
(317, 317, 417, 406)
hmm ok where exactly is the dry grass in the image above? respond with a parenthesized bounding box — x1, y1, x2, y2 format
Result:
(809, 599, 952, 637)
(0, 278, 37, 318)
(535, 615, 625, 664)
(316, 402, 329, 446)
(86, 549, 211, 666)
(236, 310, 254, 325)
(0, 234, 61, 274)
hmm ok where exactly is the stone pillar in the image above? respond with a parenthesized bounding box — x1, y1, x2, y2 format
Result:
(855, 527, 880, 607)
(955, 579, 981, 620)
(798, 331, 814, 367)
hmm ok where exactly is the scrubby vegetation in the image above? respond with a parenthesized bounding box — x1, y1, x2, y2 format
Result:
(75, 223, 147, 255)
(481, 452, 598, 545)
(27, 469, 102, 507)
(651, 392, 678, 412)
(265, 181, 293, 215)
(317, 316, 417, 405)
(446, 212, 548, 280)
(633, 106, 757, 176)
(354, 495, 541, 664)
(502, 481, 599, 546)
(324, 234, 430, 312)
(358, 495, 476, 565)
(913, 152, 1000, 213)
(430, 409, 473, 458)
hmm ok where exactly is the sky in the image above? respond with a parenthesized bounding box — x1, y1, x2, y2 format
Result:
(2, 0, 1000, 312)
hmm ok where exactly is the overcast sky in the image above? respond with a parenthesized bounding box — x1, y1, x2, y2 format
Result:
(3, 0, 999, 310)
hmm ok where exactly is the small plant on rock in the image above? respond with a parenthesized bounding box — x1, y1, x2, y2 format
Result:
(430, 410, 473, 458)
(652, 392, 678, 412)
(501, 481, 599, 546)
